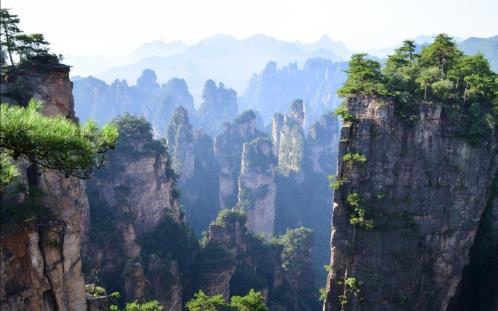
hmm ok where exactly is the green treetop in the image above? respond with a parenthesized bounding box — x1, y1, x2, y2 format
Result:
(0, 8, 61, 67)
(186, 289, 268, 311)
(0, 100, 118, 186)
(336, 33, 498, 142)
(338, 53, 387, 97)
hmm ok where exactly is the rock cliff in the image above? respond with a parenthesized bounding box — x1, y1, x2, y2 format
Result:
(83, 115, 184, 310)
(193, 210, 319, 310)
(0, 64, 88, 310)
(324, 97, 497, 310)
(214, 110, 265, 210)
(239, 137, 277, 234)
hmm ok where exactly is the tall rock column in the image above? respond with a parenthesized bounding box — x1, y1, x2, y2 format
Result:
(238, 137, 277, 234)
(0, 64, 88, 311)
(324, 98, 496, 311)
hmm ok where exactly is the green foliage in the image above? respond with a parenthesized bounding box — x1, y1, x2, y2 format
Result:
(338, 53, 388, 97)
(230, 289, 268, 311)
(186, 290, 227, 311)
(334, 102, 355, 122)
(111, 114, 163, 155)
(346, 193, 374, 230)
(124, 300, 163, 311)
(213, 209, 248, 227)
(342, 152, 367, 165)
(0, 100, 118, 183)
(338, 277, 362, 306)
(344, 277, 362, 296)
(0, 152, 17, 186)
(85, 284, 106, 297)
(337, 34, 498, 143)
(234, 110, 256, 125)
(319, 287, 327, 302)
(0, 9, 61, 66)
(186, 290, 268, 311)
(327, 175, 342, 190)
(0, 187, 51, 224)
(140, 215, 199, 273)
(279, 227, 313, 272)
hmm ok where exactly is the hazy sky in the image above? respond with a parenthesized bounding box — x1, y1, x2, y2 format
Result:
(4, 0, 498, 56)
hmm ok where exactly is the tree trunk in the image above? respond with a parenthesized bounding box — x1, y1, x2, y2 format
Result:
(2, 23, 15, 67)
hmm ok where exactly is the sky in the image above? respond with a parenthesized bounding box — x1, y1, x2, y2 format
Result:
(4, 0, 498, 57)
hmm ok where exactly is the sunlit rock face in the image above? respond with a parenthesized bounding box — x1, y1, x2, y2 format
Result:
(324, 97, 497, 311)
(0, 64, 88, 311)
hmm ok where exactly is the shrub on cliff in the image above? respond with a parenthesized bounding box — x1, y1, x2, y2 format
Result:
(0, 100, 118, 186)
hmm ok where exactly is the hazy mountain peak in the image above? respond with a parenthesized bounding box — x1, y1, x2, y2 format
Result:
(129, 40, 187, 61)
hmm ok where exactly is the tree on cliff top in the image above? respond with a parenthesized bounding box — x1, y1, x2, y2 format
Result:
(0, 100, 118, 186)
(337, 34, 497, 143)
(0, 8, 62, 67)
(337, 53, 388, 97)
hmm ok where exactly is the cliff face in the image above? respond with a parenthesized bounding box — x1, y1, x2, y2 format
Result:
(273, 101, 306, 177)
(240, 58, 347, 125)
(167, 107, 220, 235)
(324, 98, 497, 310)
(84, 116, 183, 310)
(167, 106, 195, 183)
(194, 211, 319, 310)
(73, 70, 194, 136)
(239, 137, 277, 234)
(198, 79, 238, 135)
(0, 65, 88, 311)
(214, 110, 265, 210)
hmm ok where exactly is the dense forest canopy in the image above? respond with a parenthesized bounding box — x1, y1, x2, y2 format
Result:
(337, 34, 498, 143)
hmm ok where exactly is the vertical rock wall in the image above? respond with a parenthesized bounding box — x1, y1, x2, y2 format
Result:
(0, 64, 88, 311)
(324, 98, 497, 311)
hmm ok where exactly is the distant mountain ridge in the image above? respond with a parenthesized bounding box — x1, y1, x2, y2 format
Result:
(86, 34, 351, 103)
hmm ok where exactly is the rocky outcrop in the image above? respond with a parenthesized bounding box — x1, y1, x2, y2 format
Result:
(214, 110, 265, 210)
(324, 98, 497, 311)
(240, 58, 347, 126)
(0, 64, 88, 310)
(239, 137, 277, 234)
(195, 210, 319, 310)
(84, 115, 183, 310)
(167, 107, 195, 183)
(306, 112, 340, 175)
(447, 160, 498, 310)
(273, 103, 306, 177)
(73, 70, 195, 135)
(198, 79, 238, 135)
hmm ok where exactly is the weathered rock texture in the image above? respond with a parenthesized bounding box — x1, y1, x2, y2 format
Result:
(0, 64, 88, 310)
(273, 105, 306, 177)
(324, 98, 497, 311)
(84, 116, 183, 310)
(239, 137, 277, 234)
(198, 79, 238, 135)
(447, 158, 498, 310)
(241, 58, 347, 126)
(73, 70, 194, 136)
(167, 106, 195, 183)
(193, 211, 319, 310)
(214, 110, 265, 210)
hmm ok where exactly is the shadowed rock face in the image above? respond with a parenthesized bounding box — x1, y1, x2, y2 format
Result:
(239, 137, 277, 234)
(83, 116, 183, 310)
(0, 64, 88, 311)
(214, 110, 265, 210)
(198, 79, 238, 135)
(324, 98, 496, 311)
